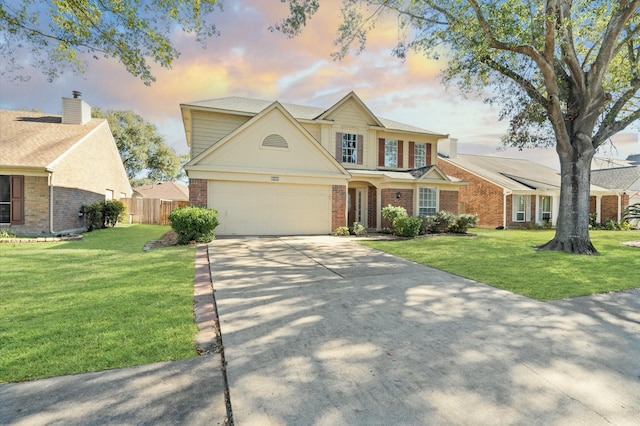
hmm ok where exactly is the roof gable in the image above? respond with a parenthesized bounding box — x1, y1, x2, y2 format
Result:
(316, 91, 384, 127)
(187, 101, 350, 178)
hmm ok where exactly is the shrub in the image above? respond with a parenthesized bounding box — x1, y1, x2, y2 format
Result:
(381, 205, 407, 227)
(449, 213, 479, 233)
(351, 222, 367, 236)
(80, 202, 104, 231)
(80, 200, 127, 231)
(334, 226, 350, 236)
(419, 215, 437, 234)
(168, 207, 219, 244)
(103, 200, 126, 227)
(393, 216, 422, 237)
(0, 228, 16, 238)
(432, 211, 456, 233)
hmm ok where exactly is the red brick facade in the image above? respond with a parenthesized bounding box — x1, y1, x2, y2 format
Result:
(189, 178, 208, 207)
(332, 185, 347, 231)
(439, 190, 459, 215)
(438, 159, 505, 227)
(380, 188, 413, 228)
(367, 185, 377, 229)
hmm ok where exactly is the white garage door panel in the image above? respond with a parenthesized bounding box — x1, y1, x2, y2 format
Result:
(209, 181, 331, 235)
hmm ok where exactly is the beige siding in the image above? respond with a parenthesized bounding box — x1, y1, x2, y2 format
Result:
(196, 107, 345, 177)
(191, 111, 250, 158)
(300, 122, 321, 143)
(329, 103, 370, 128)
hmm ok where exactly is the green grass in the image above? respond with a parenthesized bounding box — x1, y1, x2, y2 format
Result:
(361, 229, 640, 301)
(0, 225, 197, 383)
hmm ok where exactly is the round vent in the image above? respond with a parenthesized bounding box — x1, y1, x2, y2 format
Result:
(262, 134, 289, 149)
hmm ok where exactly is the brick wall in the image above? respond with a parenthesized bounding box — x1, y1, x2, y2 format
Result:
(332, 185, 347, 231)
(381, 188, 413, 228)
(7, 176, 50, 235)
(438, 160, 505, 227)
(439, 190, 459, 214)
(601, 195, 620, 222)
(590, 194, 628, 223)
(367, 185, 377, 229)
(189, 179, 208, 207)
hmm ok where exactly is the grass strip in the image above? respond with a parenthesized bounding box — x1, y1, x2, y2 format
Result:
(0, 224, 197, 383)
(361, 229, 640, 301)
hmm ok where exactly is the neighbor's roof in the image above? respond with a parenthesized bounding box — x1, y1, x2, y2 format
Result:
(441, 153, 610, 192)
(591, 166, 640, 191)
(133, 181, 189, 200)
(0, 109, 105, 169)
(181, 96, 443, 135)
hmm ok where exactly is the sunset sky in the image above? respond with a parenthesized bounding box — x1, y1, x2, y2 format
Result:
(1, 0, 637, 170)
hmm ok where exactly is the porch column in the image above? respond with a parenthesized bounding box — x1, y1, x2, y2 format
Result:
(552, 195, 560, 226)
(534, 195, 540, 224)
(596, 195, 602, 223)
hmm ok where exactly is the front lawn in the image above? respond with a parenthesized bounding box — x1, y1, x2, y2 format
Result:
(0, 225, 197, 383)
(361, 229, 640, 301)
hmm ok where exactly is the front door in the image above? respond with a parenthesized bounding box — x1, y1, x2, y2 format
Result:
(347, 188, 356, 226)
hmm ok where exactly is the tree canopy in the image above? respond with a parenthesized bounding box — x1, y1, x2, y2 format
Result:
(0, 0, 220, 85)
(92, 108, 182, 184)
(277, 0, 640, 254)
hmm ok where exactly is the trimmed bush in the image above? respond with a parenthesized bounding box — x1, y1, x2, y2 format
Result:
(394, 216, 422, 237)
(334, 226, 350, 236)
(449, 213, 479, 233)
(81, 200, 126, 231)
(351, 222, 367, 236)
(168, 207, 219, 244)
(103, 200, 126, 227)
(382, 204, 408, 225)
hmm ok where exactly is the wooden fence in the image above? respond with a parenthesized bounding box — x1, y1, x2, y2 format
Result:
(121, 198, 189, 225)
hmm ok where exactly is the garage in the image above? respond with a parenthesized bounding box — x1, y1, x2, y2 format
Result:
(209, 180, 333, 235)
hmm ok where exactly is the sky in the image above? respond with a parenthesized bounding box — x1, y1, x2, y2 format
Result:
(0, 0, 638, 171)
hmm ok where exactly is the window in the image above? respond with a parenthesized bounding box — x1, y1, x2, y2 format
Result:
(418, 187, 437, 216)
(385, 140, 398, 167)
(1, 175, 24, 225)
(0, 175, 9, 223)
(342, 133, 358, 164)
(513, 195, 528, 221)
(540, 196, 552, 222)
(414, 143, 426, 168)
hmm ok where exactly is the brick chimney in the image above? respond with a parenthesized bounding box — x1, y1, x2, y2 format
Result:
(62, 91, 92, 125)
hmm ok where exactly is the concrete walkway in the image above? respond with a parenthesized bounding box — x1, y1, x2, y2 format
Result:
(209, 236, 640, 425)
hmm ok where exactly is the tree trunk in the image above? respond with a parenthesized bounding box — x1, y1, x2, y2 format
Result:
(538, 137, 598, 255)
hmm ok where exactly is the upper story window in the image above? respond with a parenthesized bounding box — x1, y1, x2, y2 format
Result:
(384, 140, 398, 167)
(414, 143, 426, 168)
(342, 133, 358, 164)
(378, 138, 403, 168)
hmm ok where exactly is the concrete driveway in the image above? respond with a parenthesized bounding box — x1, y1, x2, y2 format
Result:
(209, 236, 640, 426)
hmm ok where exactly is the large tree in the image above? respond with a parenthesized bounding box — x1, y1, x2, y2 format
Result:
(276, 0, 640, 254)
(0, 0, 220, 85)
(92, 108, 182, 184)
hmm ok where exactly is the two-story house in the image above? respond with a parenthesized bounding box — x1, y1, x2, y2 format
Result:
(181, 92, 463, 235)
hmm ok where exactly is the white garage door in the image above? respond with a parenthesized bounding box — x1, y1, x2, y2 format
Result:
(209, 181, 332, 235)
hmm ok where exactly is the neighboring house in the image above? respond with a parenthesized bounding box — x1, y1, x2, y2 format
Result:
(438, 142, 627, 228)
(180, 91, 463, 235)
(591, 166, 640, 209)
(133, 181, 189, 201)
(0, 93, 132, 235)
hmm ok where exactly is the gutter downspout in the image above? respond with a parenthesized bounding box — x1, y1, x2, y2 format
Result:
(48, 170, 54, 235)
